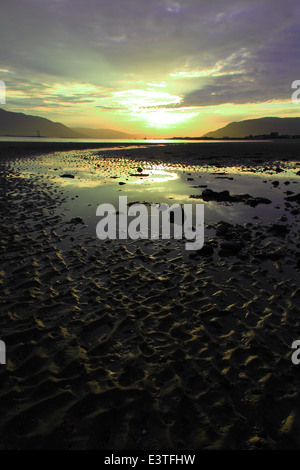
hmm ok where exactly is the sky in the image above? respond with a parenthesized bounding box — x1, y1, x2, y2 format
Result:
(1, 0, 300, 137)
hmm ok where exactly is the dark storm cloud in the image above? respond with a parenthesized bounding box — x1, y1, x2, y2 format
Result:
(0, 0, 299, 105)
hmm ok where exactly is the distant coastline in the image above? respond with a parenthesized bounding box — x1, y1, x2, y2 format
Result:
(170, 133, 300, 141)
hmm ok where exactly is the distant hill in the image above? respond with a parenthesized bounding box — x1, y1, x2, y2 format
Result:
(0, 109, 135, 139)
(203, 117, 300, 138)
(72, 127, 135, 139)
(0, 108, 85, 138)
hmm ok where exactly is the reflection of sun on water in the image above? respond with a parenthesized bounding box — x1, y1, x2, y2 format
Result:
(58, 179, 104, 188)
(133, 169, 178, 184)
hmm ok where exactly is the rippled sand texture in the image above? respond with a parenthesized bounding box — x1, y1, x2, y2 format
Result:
(0, 142, 300, 449)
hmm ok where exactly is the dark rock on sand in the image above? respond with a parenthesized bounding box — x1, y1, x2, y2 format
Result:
(197, 244, 214, 256)
(201, 188, 231, 201)
(189, 243, 214, 258)
(219, 241, 243, 257)
(285, 193, 300, 203)
(60, 174, 75, 178)
(267, 224, 289, 236)
(267, 248, 285, 261)
(216, 221, 233, 236)
(191, 188, 272, 207)
(215, 176, 234, 180)
(220, 241, 243, 252)
(69, 217, 84, 224)
(291, 208, 300, 215)
(246, 197, 272, 207)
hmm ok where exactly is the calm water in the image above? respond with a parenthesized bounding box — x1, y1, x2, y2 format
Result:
(0, 136, 267, 144)
(7, 147, 300, 234)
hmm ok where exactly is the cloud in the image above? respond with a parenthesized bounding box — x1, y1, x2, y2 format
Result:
(0, 0, 300, 128)
(0, 0, 296, 78)
(181, 21, 300, 107)
(108, 89, 182, 111)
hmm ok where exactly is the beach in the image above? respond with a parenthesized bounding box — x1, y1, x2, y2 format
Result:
(0, 140, 300, 449)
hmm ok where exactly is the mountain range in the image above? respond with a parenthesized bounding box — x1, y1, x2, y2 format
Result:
(203, 117, 300, 138)
(0, 108, 136, 139)
(1, 109, 300, 140)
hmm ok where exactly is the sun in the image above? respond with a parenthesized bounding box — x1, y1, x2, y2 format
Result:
(108, 89, 199, 128)
(137, 108, 199, 128)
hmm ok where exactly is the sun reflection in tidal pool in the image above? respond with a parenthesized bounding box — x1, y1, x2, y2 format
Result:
(9, 146, 300, 228)
(132, 168, 178, 184)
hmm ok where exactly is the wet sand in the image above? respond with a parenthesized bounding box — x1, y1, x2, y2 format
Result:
(1, 138, 300, 161)
(0, 141, 300, 449)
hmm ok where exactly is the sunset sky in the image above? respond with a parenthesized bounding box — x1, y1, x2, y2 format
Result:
(1, 0, 300, 137)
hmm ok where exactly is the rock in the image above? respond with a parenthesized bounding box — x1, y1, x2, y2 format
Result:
(119, 182, 126, 185)
(286, 193, 300, 203)
(69, 217, 84, 224)
(216, 221, 232, 236)
(267, 248, 284, 261)
(267, 224, 289, 236)
(241, 231, 252, 241)
(192, 189, 271, 206)
(220, 241, 243, 253)
(219, 241, 243, 256)
(201, 189, 231, 201)
(275, 167, 284, 173)
(197, 244, 214, 256)
(215, 176, 234, 180)
(245, 197, 271, 207)
(60, 174, 75, 178)
(189, 243, 214, 258)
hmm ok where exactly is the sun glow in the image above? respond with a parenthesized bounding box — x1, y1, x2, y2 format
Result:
(101, 88, 199, 129)
(135, 108, 199, 128)
(112, 89, 182, 112)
